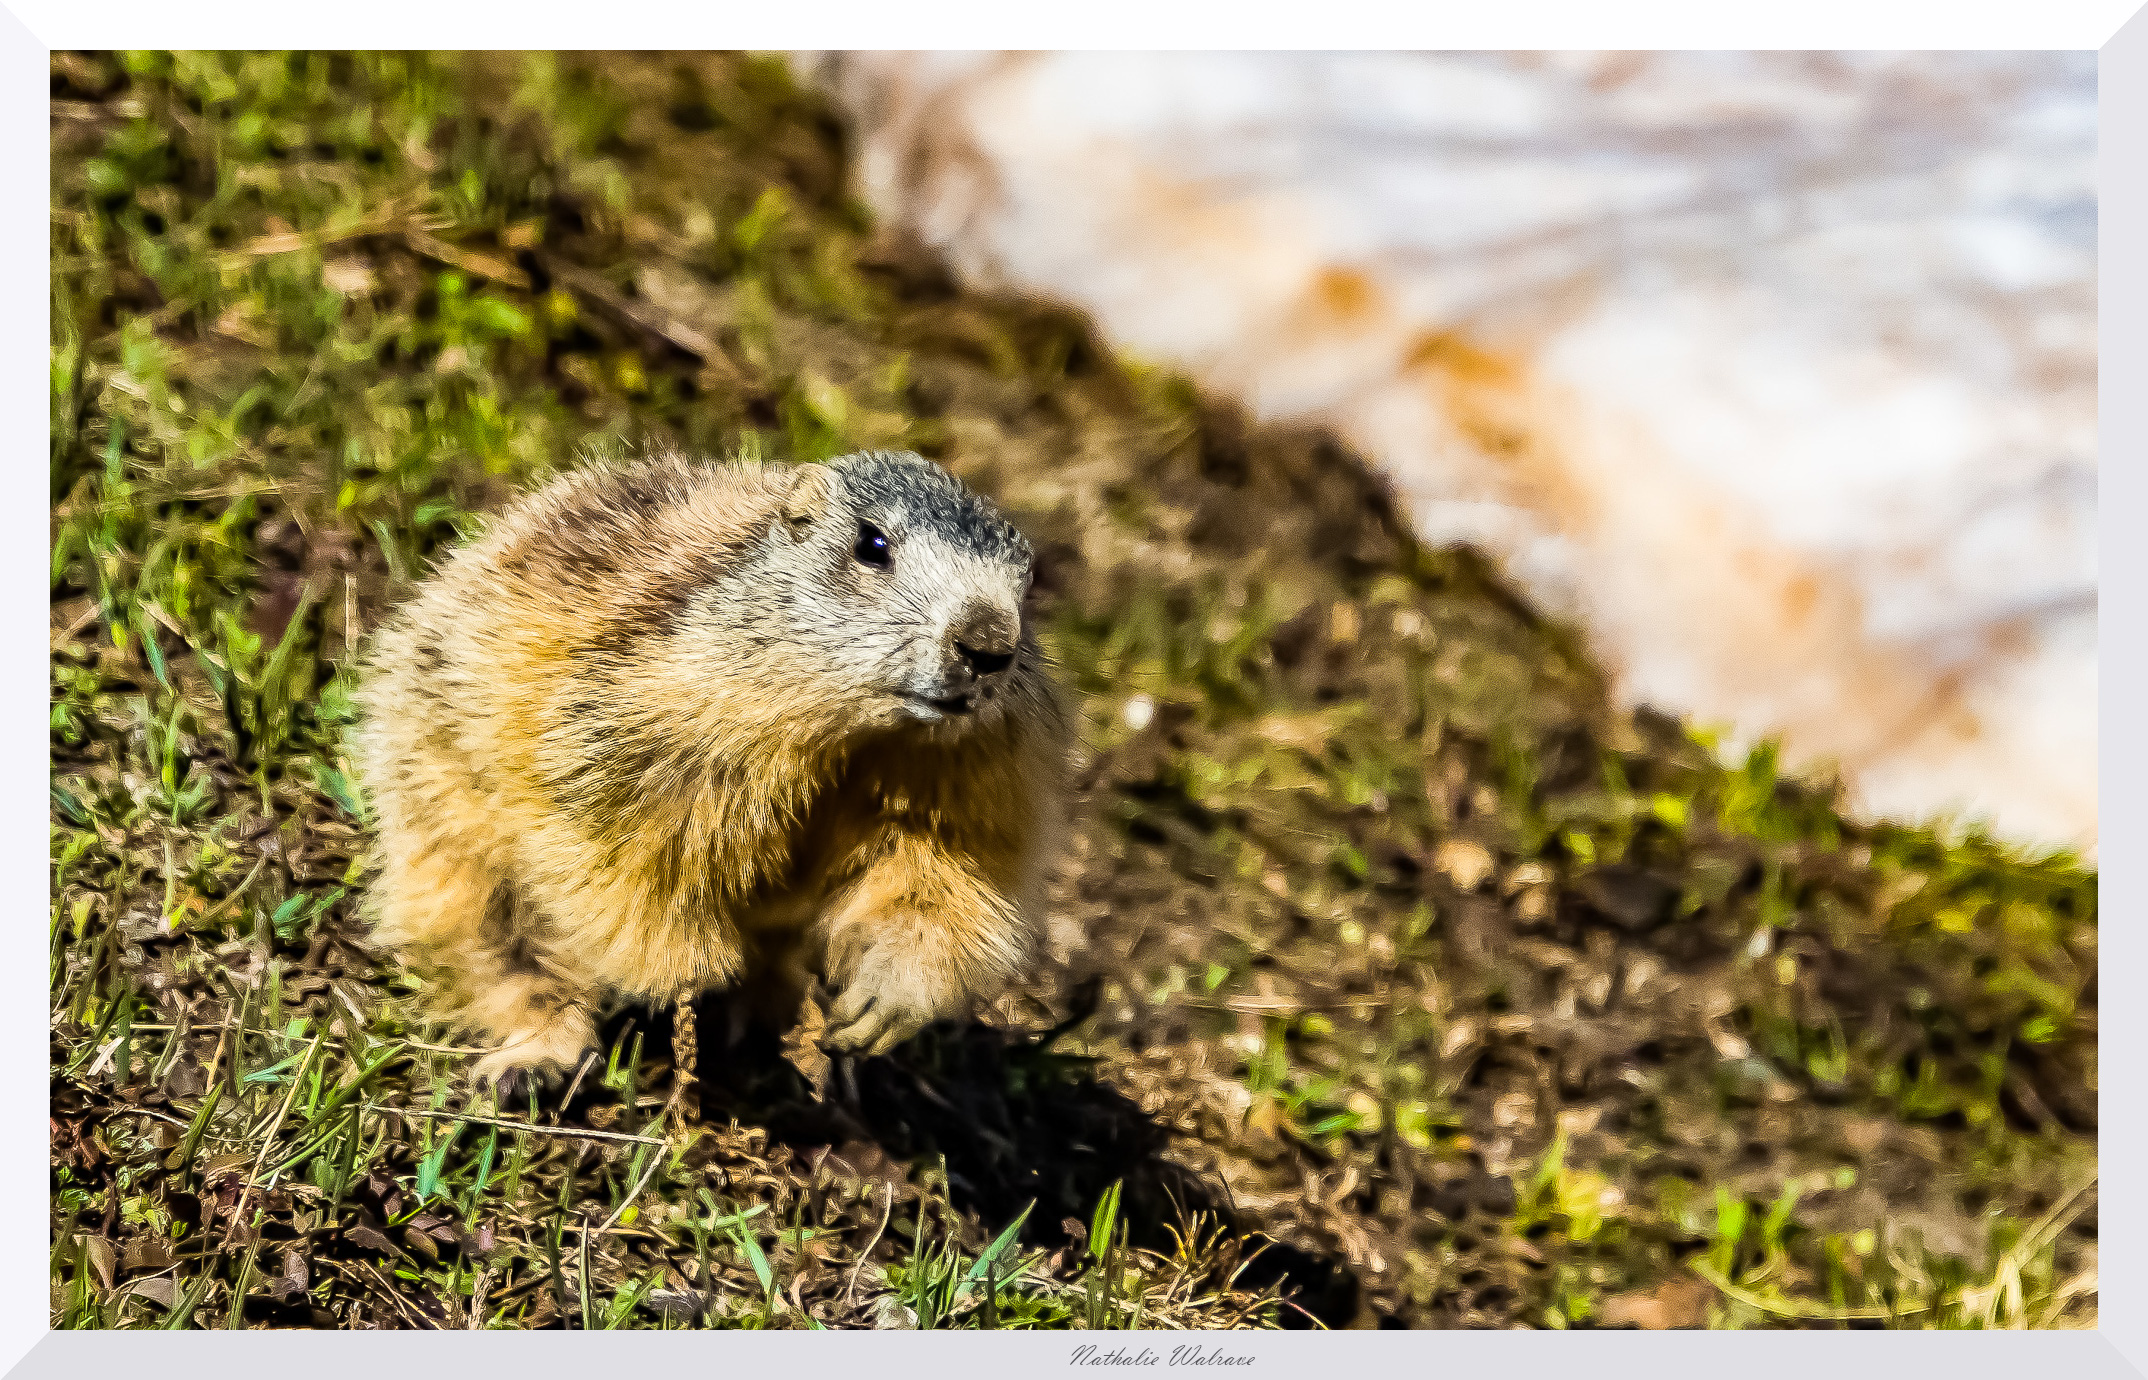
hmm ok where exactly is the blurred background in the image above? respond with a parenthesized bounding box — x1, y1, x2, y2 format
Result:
(806, 52, 2098, 854)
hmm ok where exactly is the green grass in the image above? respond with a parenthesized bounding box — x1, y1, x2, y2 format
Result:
(50, 50, 2095, 1330)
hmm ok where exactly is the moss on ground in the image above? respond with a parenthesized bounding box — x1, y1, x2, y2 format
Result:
(49, 51, 2096, 1329)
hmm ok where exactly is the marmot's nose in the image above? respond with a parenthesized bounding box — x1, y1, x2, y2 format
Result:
(950, 603, 1017, 679)
(956, 641, 1015, 678)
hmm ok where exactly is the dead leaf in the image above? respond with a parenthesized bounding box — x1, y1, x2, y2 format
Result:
(1841, 1117, 1888, 1156)
(782, 985, 833, 1099)
(635, 263, 738, 328)
(200, 1151, 252, 1182)
(1252, 711, 1334, 754)
(1598, 1275, 1714, 1329)
(163, 1058, 207, 1098)
(210, 300, 274, 348)
(84, 1235, 115, 1290)
(871, 1294, 918, 1329)
(122, 1238, 173, 1272)
(321, 257, 376, 296)
(817, 1141, 916, 1206)
(127, 1277, 176, 1310)
(648, 1288, 708, 1321)
(399, 227, 529, 290)
(346, 1224, 400, 1258)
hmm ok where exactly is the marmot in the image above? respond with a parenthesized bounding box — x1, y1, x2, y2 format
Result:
(353, 449, 1069, 1085)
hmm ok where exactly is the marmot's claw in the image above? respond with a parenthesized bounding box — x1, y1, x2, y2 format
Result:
(823, 987, 926, 1056)
(471, 1054, 534, 1101)
(860, 1024, 911, 1058)
(471, 1044, 576, 1101)
(825, 1013, 924, 1057)
(483, 1063, 536, 1108)
(822, 983, 876, 1048)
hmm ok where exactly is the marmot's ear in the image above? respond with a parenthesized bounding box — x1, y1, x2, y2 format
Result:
(782, 464, 833, 534)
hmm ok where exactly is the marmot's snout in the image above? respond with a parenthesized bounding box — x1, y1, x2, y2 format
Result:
(923, 599, 1020, 716)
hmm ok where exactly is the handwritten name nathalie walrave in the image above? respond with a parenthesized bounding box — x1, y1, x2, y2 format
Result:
(1069, 1344, 1255, 1368)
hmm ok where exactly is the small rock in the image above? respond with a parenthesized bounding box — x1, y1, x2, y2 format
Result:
(322, 257, 376, 297)
(871, 1294, 918, 1329)
(1575, 865, 1678, 932)
(1424, 1179, 1474, 1221)
(1503, 862, 1552, 895)
(1434, 839, 1496, 891)
(1472, 1172, 1518, 1217)
(1490, 1091, 1536, 1131)
(647, 1288, 709, 1321)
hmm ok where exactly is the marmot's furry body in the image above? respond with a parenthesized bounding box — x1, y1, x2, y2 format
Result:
(354, 450, 1068, 1083)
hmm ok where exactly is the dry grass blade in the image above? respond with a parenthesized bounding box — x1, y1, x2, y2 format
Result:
(375, 1104, 666, 1148)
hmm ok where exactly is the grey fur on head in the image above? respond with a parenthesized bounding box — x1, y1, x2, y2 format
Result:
(707, 450, 1041, 733)
(829, 450, 1033, 570)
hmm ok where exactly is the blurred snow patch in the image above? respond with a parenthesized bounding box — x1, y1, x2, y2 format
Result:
(807, 52, 2096, 851)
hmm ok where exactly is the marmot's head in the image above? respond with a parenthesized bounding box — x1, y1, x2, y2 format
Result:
(743, 450, 1040, 736)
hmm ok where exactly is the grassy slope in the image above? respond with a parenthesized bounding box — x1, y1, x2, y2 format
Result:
(49, 52, 2097, 1330)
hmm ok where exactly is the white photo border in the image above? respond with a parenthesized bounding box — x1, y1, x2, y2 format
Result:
(9, 6, 2138, 1375)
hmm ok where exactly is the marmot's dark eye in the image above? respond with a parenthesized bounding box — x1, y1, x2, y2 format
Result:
(853, 522, 892, 569)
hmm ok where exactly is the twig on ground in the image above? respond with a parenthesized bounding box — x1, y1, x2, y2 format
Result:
(845, 1181, 895, 1307)
(397, 227, 529, 290)
(371, 1103, 666, 1147)
(596, 1145, 668, 1232)
(534, 250, 744, 388)
(556, 1051, 600, 1119)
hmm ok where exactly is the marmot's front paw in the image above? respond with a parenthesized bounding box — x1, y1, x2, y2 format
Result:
(469, 1009, 596, 1097)
(474, 1060, 557, 1109)
(821, 946, 952, 1058)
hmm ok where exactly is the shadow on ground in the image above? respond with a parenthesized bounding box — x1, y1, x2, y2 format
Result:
(573, 996, 1362, 1328)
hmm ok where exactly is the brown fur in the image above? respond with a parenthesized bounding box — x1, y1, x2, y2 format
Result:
(353, 450, 1069, 1083)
